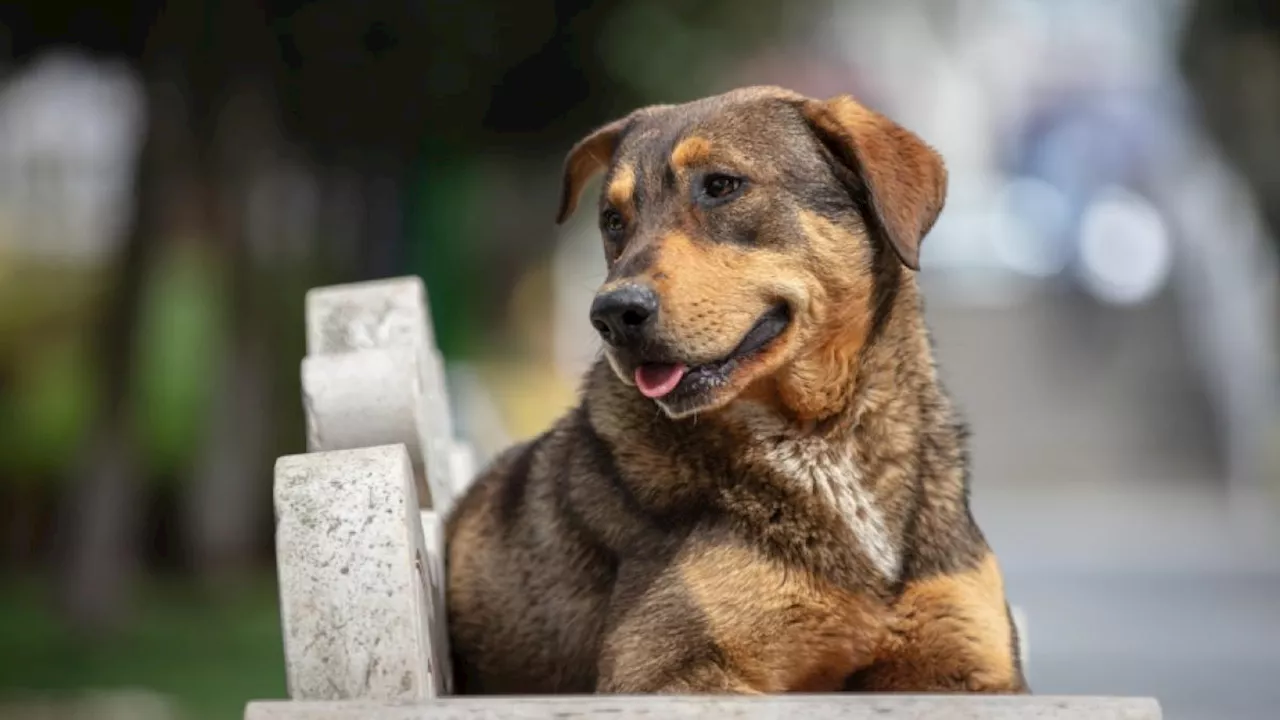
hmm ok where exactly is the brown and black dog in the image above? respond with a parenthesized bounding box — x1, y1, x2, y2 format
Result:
(445, 85, 1027, 695)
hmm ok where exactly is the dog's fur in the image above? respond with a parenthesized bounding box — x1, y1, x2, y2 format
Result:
(445, 86, 1028, 695)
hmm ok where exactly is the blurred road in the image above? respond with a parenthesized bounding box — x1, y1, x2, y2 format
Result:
(926, 282, 1280, 720)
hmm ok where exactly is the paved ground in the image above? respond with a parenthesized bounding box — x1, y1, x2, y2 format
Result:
(924, 279, 1280, 720)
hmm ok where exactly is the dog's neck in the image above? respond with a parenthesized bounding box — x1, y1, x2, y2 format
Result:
(846, 276, 940, 430)
(709, 276, 953, 581)
(761, 274, 938, 435)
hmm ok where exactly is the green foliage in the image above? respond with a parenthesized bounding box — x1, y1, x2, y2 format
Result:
(0, 336, 96, 483)
(0, 577, 287, 720)
(599, 0, 794, 104)
(132, 243, 228, 479)
(410, 160, 485, 361)
(0, 242, 228, 482)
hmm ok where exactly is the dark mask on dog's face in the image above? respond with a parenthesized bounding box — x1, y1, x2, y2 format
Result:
(556, 86, 947, 420)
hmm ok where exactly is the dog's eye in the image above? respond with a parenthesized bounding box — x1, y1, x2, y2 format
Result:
(601, 208, 625, 235)
(702, 174, 743, 201)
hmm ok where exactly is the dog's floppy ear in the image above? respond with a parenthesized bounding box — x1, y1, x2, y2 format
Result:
(555, 116, 632, 225)
(799, 95, 947, 270)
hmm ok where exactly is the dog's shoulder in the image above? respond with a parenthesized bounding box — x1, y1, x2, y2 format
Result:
(896, 389, 991, 583)
(447, 376, 683, 556)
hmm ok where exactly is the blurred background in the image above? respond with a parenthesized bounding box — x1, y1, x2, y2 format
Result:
(0, 0, 1278, 718)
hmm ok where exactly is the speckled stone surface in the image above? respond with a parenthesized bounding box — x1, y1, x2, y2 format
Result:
(305, 276, 434, 357)
(301, 347, 456, 512)
(301, 275, 456, 513)
(418, 510, 451, 696)
(302, 349, 423, 469)
(245, 695, 1163, 720)
(274, 445, 444, 701)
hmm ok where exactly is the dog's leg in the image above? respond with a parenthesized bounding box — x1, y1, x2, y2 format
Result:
(595, 538, 884, 694)
(849, 552, 1029, 693)
(598, 662, 762, 695)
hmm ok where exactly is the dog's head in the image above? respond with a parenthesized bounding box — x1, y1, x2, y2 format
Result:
(558, 86, 946, 420)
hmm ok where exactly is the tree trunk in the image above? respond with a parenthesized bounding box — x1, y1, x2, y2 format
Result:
(56, 76, 170, 635)
(184, 75, 281, 587)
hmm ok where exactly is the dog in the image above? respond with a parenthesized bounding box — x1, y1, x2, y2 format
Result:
(445, 85, 1028, 695)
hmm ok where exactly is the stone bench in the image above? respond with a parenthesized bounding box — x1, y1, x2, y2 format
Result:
(246, 696, 1162, 719)
(249, 275, 1162, 719)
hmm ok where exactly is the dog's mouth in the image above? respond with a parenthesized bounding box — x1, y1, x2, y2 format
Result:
(633, 303, 792, 401)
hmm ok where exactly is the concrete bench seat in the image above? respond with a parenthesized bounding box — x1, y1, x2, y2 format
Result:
(245, 695, 1162, 719)
(251, 276, 1162, 719)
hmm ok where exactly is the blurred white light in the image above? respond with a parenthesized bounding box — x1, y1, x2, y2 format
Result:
(991, 176, 1073, 278)
(0, 49, 144, 264)
(1077, 187, 1173, 305)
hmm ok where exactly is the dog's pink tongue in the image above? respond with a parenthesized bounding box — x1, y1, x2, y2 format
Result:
(635, 363, 687, 399)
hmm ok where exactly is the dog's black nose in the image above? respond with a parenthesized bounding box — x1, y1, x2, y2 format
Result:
(590, 285, 659, 347)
